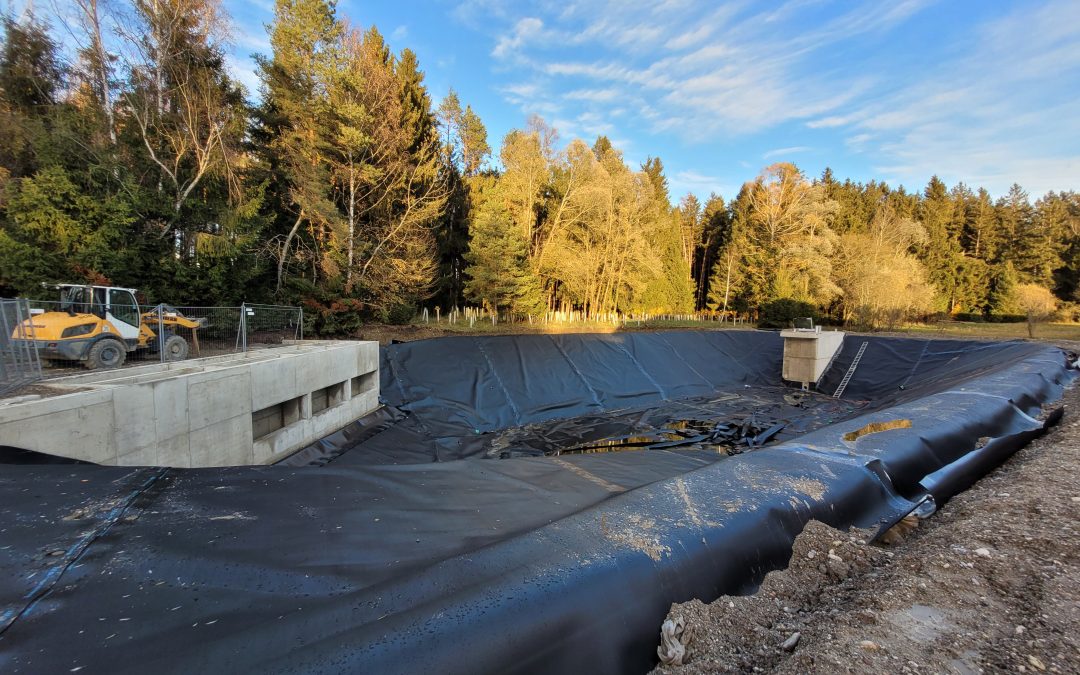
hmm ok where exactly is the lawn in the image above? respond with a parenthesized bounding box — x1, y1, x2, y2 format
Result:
(356, 316, 1080, 346)
(894, 321, 1080, 342)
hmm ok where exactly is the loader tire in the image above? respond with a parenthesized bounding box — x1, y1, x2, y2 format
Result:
(85, 339, 127, 370)
(163, 334, 189, 362)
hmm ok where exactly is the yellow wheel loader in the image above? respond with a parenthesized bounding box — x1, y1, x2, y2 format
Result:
(14, 285, 204, 370)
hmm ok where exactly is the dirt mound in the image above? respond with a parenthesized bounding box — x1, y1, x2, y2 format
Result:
(655, 520, 882, 673)
(654, 382, 1080, 675)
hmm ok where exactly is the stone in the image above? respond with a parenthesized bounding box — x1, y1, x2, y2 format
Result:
(781, 632, 801, 652)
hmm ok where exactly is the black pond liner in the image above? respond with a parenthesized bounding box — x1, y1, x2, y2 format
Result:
(0, 331, 1074, 674)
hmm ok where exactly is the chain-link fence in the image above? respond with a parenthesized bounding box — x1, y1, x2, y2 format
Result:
(0, 298, 43, 395)
(23, 297, 302, 373)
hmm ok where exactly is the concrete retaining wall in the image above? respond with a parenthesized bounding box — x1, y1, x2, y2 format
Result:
(0, 341, 378, 467)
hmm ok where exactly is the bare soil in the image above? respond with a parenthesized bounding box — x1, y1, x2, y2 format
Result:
(0, 382, 90, 400)
(654, 383, 1080, 674)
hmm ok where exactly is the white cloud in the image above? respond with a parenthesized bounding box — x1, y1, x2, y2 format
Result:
(471, 0, 1079, 197)
(488, 1, 930, 139)
(665, 24, 714, 51)
(224, 54, 262, 99)
(669, 170, 735, 199)
(814, 0, 1080, 195)
(563, 87, 622, 103)
(231, 24, 271, 53)
(391, 25, 409, 41)
(492, 17, 544, 59)
(762, 146, 811, 160)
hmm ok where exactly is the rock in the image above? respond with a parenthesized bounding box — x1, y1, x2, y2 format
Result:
(807, 549, 817, 559)
(1027, 655, 1046, 671)
(859, 640, 880, 651)
(975, 548, 991, 558)
(781, 632, 801, 652)
(1015, 625, 1026, 635)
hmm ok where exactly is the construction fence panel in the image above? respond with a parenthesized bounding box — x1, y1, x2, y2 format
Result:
(23, 299, 302, 372)
(237, 304, 304, 352)
(162, 306, 245, 361)
(0, 298, 43, 396)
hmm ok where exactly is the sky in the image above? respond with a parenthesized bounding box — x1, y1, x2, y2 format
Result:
(68, 0, 1080, 201)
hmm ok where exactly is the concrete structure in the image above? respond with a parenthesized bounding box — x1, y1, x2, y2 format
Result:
(0, 341, 378, 467)
(780, 327, 845, 388)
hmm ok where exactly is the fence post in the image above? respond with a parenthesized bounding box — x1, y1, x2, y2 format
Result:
(18, 299, 40, 378)
(157, 304, 165, 363)
(0, 304, 11, 385)
(240, 303, 248, 353)
(298, 306, 304, 341)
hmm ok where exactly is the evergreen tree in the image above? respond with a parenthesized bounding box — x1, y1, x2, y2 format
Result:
(255, 0, 341, 295)
(0, 16, 63, 179)
(395, 48, 434, 153)
(985, 261, 1019, 314)
(694, 194, 728, 309)
(463, 182, 544, 316)
(917, 176, 968, 312)
(1011, 186, 1061, 287)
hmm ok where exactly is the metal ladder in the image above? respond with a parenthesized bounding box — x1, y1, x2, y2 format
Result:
(833, 341, 868, 399)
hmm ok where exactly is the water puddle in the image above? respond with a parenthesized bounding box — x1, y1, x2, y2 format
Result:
(557, 417, 787, 455)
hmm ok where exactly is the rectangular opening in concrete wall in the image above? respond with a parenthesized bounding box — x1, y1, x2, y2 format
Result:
(311, 381, 347, 415)
(351, 371, 376, 398)
(252, 395, 303, 440)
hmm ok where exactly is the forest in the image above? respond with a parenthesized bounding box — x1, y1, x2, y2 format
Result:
(1, 0, 1078, 334)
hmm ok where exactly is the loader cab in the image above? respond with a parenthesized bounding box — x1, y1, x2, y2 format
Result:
(106, 288, 141, 341)
(57, 284, 141, 341)
(59, 285, 106, 318)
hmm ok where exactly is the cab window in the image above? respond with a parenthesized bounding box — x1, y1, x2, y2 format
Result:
(62, 287, 92, 314)
(92, 287, 107, 319)
(109, 289, 140, 328)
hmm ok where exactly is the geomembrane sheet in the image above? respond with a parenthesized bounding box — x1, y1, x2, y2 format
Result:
(0, 330, 1073, 673)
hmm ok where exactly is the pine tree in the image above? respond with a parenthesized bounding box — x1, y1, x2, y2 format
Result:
(985, 261, 1019, 314)
(917, 176, 968, 312)
(255, 0, 342, 294)
(463, 183, 544, 316)
(396, 48, 434, 153)
(459, 106, 490, 177)
(694, 194, 728, 309)
(0, 17, 63, 179)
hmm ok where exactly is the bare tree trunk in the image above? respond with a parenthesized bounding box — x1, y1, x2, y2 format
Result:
(73, 0, 116, 145)
(347, 162, 355, 289)
(277, 210, 304, 295)
(722, 250, 734, 316)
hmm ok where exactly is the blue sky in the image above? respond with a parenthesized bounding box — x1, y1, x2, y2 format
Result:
(74, 0, 1080, 201)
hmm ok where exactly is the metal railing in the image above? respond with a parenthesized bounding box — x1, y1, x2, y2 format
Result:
(23, 299, 303, 371)
(0, 298, 43, 395)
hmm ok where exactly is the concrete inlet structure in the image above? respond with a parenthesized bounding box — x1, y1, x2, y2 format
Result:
(780, 327, 845, 388)
(0, 340, 378, 466)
